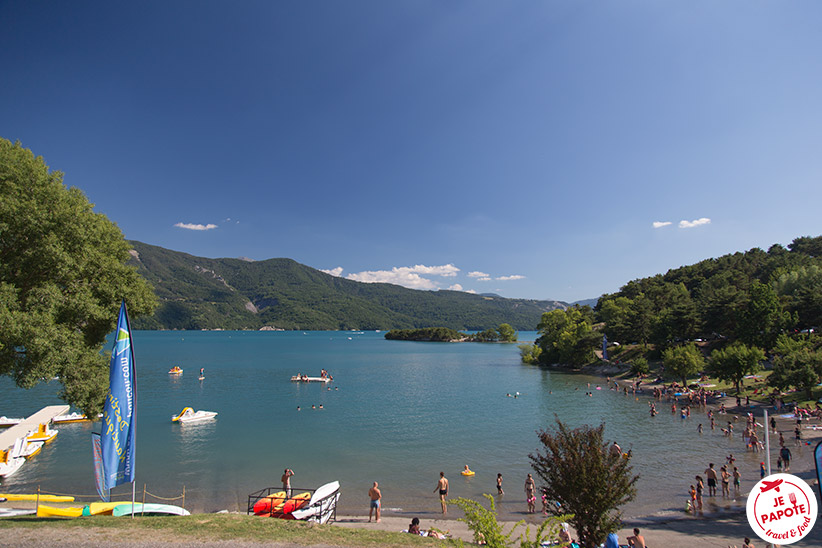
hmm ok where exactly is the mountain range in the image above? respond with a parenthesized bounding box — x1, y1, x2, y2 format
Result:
(127, 241, 567, 331)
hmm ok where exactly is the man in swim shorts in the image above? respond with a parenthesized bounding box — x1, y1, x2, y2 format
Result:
(368, 481, 381, 522)
(434, 472, 449, 514)
(704, 463, 717, 496)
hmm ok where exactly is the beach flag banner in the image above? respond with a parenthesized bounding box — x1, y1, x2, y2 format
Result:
(100, 301, 136, 491)
(91, 433, 109, 502)
(815, 440, 822, 503)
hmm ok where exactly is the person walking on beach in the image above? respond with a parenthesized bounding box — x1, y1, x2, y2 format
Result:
(281, 468, 294, 497)
(434, 472, 449, 514)
(525, 473, 536, 513)
(705, 463, 717, 496)
(368, 481, 381, 522)
(780, 445, 792, 471)
(496, 473, 504, 496)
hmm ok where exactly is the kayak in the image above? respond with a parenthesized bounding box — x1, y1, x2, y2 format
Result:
(36, 505, 84, 518)
(82, 502, 129, 516)
(112, 503, 190, 516)
(0, 493, 74, 502)
(253, 491, 287, 515)
(271, 492, 311, 518)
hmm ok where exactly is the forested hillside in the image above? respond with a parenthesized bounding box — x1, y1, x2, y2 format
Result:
(596, 236, 821, 348)
(126, 241, 565, 330)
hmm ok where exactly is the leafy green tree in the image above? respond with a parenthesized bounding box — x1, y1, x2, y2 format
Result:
(628, 293, 655, 347)
(662, 343, 705, 385)
(530, 419, 638, 548)
(497, 323, 517, 342)
(630, 357, 649, 376)
(519, 343, 542, 365)
(768, 334, 822, 399)
(536, 306, 598, 366)
(0, 139, 156, 415)
(597, 296, 634, 344)
(738, 281, 792, 350)
(773, 265, 822, 330)
(707, 342, 765, 393)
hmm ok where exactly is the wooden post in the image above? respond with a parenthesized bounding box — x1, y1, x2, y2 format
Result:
(35, 485, 40, 515)
(182, 485, 185, 511)
(142, 484, 146, 516)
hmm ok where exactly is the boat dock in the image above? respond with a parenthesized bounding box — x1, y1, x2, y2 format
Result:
(0, 405, 69, 452)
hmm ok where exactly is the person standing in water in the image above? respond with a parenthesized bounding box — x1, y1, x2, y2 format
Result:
(496, 473, 504, 496)
(434, 472, 449, 514)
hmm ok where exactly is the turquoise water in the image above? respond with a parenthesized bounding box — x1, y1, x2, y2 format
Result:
(0, 331, 769, 519)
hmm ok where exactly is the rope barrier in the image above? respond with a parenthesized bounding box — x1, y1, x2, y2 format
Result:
(32, 486, 185, 503)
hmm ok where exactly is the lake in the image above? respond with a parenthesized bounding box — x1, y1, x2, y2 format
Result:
(0, 330, 757, 520)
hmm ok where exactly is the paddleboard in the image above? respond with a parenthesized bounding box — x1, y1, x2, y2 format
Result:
(290, 481, 340, 523)
(253, 491, 286, 515)
(0, 508, 36, 517)
(112, 503, 190, 516)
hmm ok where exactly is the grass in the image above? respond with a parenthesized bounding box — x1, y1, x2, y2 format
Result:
(0, 513, 448, 547)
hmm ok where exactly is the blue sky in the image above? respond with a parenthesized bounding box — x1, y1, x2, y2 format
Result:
(2, 1, 821, 302)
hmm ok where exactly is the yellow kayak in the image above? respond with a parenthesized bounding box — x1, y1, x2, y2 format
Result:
(83, 502, 131, 516)
(0, 493, 74, 502)
(36, 505, 84, 518)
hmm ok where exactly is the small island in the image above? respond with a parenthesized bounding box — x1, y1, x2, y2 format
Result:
(384, 324, 517, 343)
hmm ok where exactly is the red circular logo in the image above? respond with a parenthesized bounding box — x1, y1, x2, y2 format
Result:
(746, 473, 817, 545)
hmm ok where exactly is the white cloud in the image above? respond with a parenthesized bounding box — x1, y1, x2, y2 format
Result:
(321, 267, 344, 277)
(478, 277, 492, 282)
(345, 264, 460, 290)
(465, 289, 477, 294)
(174, 222, 218, 231)
(408, 264, 460, 277)
(497, 275, 525, 281)
(447, 284, 463, 291)
(653, 221, 673, 229)
(468, 271, 490, 278)
(679, 217, 711, 229)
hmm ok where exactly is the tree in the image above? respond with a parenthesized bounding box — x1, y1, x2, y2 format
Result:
(737, 281, 791, 350)
(536, 306, 599, 366)
(707, 342, 765, 393)
(0, 139, 156, 415)
(662, 343, 705, 385)
(530, 420, 637, 548)
(768, 334, 822, 400)
(497, 323, 517, 342)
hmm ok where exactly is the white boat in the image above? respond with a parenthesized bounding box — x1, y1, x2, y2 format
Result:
(52, 412, 93, 424)
(25, 422, 58, 444)
(12, 437, 44, 459)
(290, 480, 341, 524)
(112, 503, 190, 516)
(0, 438, 26, 477)
(0, 416, 23, 428)
(171, 407, 218, 423)
(290, 376, 331, 383)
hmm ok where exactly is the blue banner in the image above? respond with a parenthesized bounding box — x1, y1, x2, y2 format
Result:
(101, 301, 136, 490)
(815, 440, 822, 503)
(91, 432, 109, 502)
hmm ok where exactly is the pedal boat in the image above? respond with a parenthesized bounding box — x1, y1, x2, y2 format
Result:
(172, 407, 218, 423)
